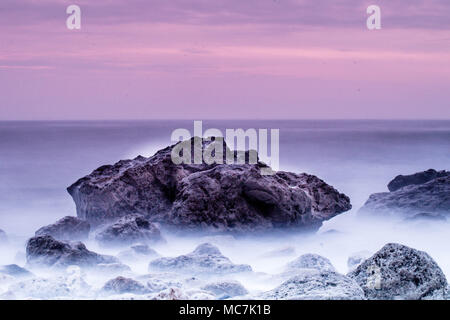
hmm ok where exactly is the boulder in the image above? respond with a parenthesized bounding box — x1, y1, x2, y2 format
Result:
(95, 214, 163, 247)
(388, 169, 449, 192)
(26, 235, 119, 269)
(201, 280, 248, 298)
(260, 270, 365, 300)
(359, 172, 450, 218)
(35, 216, 90, 241)
(285, 253, 336, 273)
(347, 243, 448, 300)
(67, 137, 351, 232)
(148, 243, 252, 275)
(0, 264, 34, 278)
(102, 276, 148, 295)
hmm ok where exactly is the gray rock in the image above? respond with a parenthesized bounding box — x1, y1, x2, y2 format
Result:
(0, 264, 34, 278)
(149, 243, 252, 275)
(35, 216, 90, 241)
(102, 276, 148, 294)
(96, 214, 163, 247)
(388, 169, 449, 192)
(359, 175, 450, 218)
(68, 137, 351, 232)
(348, 243, 448, 300)
(285, 253, 336, 273)
(26, 235, 119, 269)
(201, 280, 248, 298)
(260, 270, 365, 300)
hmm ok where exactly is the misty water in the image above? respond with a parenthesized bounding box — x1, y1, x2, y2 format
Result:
(0, 120, 449, 299)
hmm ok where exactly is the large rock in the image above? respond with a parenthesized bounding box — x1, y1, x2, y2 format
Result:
(148, 243, 252, 275)
(260, 270, 365, 300)
(26, 235, 119, 269)
(388, 169, 449, 192)
(67, 137, 351, 232)
(35, 216, 90, 241)
(95, 214, 163, 247)
(359, 170, 450, 218)
(348, 243, 448, 300)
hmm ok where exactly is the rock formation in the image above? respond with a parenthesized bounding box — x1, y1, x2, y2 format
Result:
(68, 137, 351, 233)
(348, 243, 448, 300)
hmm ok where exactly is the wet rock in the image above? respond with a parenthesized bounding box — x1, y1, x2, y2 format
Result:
(102, 276, 148, 295)
(0, 264, 34, 278)
(359, 171, 450, 218)
(35, 216, 90, 241)
(285, 253, 336, 273)
(95, 214, 163, 247)
(201, 280, 248, 299)
(348, 243, 448, 300)
(149, 243, 252, 275)
(68, 137, 351, 232)
(388, 169, 449, 192)
(260, 270, 365, 300)
(26, 235, 119, 269)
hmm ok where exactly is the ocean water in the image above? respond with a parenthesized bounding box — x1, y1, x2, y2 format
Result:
(0, 120, 449, 298)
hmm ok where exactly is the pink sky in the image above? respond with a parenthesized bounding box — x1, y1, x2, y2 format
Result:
(0, 0, 449, 120)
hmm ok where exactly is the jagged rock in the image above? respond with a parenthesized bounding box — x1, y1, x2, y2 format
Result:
(201, 280, 248, 298)
(0, 264, 33, 278)
(285, 253, 336, 273)
(117, 244, 159, 261)
(148, 243, 252, 275)
(26, 235, 119, 269)
(260, 270, 365, 300)
(35, 216, 90, 241)
(388, 169, 449, 192)
(68, 137, 351, 232)
(348, 243, 448, 300)
(102, 276, 148, 295)
(359, 173, 450, 218)
(347, 251, 371, 272)
(96, 214, 163, 247)
(0, 229, 7, 242)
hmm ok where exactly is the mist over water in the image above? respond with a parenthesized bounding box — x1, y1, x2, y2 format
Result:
(0, 120, 449, 298)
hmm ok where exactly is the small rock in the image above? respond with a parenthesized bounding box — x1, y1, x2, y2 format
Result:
(35, 216, 90, 241)
(102, 276, 148, 295)
(285, 253, 336, 273)
(152, 288, 189, 300)
(201, 280, 248, 299)
(96, 214, 164, 247)
(149, 243, 252, 275)
(348, 243, 448, 300)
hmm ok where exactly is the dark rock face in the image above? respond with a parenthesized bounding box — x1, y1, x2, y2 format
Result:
(149, 243, 252, 275)
(359, 172, 450, 218)
(348, 243, 448, 300)
(102, 276, 148, 295)
(26, 235, 119, 269)
(0, 264, 33, 278)
(388, 169, 449, 192)
(68, 137, 351, 232)
(35, 216, 90, 241)
(261, 270, 365, 300)
(95, 214, 163, 247)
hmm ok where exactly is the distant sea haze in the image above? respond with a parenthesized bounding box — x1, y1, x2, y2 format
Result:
(0, 120, 449, 234)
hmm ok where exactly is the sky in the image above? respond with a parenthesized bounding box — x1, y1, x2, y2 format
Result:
(0, 0, 449, 120)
